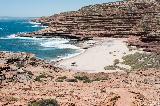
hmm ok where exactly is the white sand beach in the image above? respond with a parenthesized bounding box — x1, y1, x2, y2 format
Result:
(56, 38, 141, 73)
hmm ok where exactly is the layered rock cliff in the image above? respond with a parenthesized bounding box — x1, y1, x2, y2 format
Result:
(20, 0, 160, 52)
(28, 0, 160, 37)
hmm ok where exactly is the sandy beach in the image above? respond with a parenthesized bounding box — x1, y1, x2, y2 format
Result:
(56, 38, 141, 73)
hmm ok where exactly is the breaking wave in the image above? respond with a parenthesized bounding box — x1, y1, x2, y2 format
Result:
(0, 18, 82, 61)
(40, 38, 79, 49)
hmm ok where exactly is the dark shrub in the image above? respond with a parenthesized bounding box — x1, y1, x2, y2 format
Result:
(65, 78, 78, 82)
(7, 57, 20, 64)
(57, 76, 67, 80)
(74, 76, 89, 81)
(74, 75, 92, 83)
(35, 74, 47, 82)
(83, 79, 92, 83)
(28, 99, 59, 106)
(55, 76, 67, 82)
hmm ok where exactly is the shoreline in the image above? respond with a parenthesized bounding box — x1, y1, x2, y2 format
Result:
(55, 37, 139, 73)
(53, 37, 102, 62)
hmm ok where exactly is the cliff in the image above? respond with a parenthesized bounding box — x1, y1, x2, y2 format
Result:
(29, 0, 160, 37)
(19, 0, 160, 52)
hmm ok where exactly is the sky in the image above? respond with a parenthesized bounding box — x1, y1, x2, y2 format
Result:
(0, 0, 119, 17)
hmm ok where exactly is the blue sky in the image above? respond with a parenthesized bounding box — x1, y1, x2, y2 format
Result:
(0, 0, 119, 17)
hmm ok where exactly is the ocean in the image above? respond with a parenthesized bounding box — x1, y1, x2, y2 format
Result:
(0, 17, 81, 61)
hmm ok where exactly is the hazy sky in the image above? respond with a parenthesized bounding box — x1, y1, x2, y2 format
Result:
(0, 0, 119, 17)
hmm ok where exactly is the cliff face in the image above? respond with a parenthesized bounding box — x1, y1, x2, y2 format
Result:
(20, 0, 160, 53)
(31, 0, 160, 38)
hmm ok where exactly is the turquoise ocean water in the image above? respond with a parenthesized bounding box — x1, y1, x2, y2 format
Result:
(0, 17, 81, 61)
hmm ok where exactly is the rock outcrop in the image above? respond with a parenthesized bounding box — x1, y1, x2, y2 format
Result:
(0, 52, 61, 84)
(19, 0, 160, 52)
(23, 0, 159, 38)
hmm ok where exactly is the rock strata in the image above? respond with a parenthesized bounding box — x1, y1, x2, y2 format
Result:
(19, 0, 160, 52)
(27, 0, 159, 38)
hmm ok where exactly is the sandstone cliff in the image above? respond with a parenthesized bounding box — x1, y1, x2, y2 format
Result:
(19, 0, 160, 53)
(30, 0, 160, 38)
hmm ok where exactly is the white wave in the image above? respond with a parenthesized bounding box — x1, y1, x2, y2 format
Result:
(31, 25, 39, 27)
(0, 37, 8, 39)
(41, 26, 48, 28)
(0, 34, 36, 40)
(29, 21, 48, 28)
(40, 38, 79, 49)
(0, 34, 17, 39)
(7, 34, 16, 38)
(29, 21, 41, 25)
(0, 28, 3, 30)
(55, 44, 80, 49)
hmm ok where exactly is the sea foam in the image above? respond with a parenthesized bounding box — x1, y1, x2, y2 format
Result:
(40, 38, 79, 49)
(7, 34, 16, 38)
(29, 21, 41, 25)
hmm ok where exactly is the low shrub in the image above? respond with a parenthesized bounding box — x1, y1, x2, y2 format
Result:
(35, 74, 47, 82)
(55, 76, 67, 82)
(122, 52, 160, 70)
(55, 79, 64, 82)
(83, 79, 92, 83)
(28, 99, 59, 106)
(74, 76, 89, 81)
(104, 65, 116, 70)
(113, 59, 120, 66)
(65, 78, 78, 82)
(57, 76, 67, 80)
(74, 75, 92, 83)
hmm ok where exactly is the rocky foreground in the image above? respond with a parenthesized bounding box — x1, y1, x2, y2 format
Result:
(0, 52, 159, 106)
(20, 0, 160, 53)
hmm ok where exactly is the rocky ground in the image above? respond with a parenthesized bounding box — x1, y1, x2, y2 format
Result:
(0, 52, 159, 106)
(127, 36, 160, 54)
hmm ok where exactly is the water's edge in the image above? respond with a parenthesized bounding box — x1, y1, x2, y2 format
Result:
(0, 18, 83, 61)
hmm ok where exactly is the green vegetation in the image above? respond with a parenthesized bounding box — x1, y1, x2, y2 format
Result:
(122, 52, 160, 70)
(83, 79, 92, 83)
(55, 76, 67, 82)
(104, 59, 120, 70)
(104, 65, 116, 70)
(65, 78, 78, 82)
(74, 75, 88, 81)
(35, 74, 47, 82)
(113, 59, 120, 66)
(28, 99, 59, 106)
(6, 97, 18, 102)
(104, 52, 160, 72)
(74, 75, 109, 83)
(74, 75, 92, 83)
(55, 79, 64, 82)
